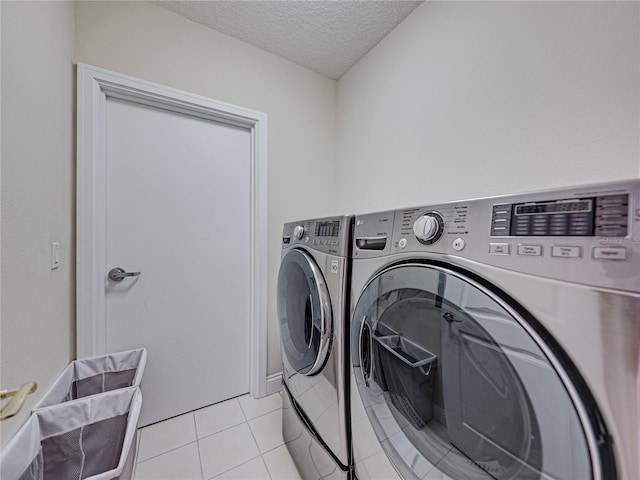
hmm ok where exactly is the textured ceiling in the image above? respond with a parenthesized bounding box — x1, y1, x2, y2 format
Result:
(151, 1, 423, 79)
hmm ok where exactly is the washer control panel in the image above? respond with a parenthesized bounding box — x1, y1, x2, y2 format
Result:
(354, 180, 639, 291)
(282, 216, 352, 257)
(490, 194, 628, 237)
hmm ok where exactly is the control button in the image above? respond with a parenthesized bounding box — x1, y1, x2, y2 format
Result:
(413, 211, 444, 245)
(330, 260, 339, 273)
(398, 238, 407, 249)
(489, 243, 510, 255)
(304, 237, 309, 243)
(492, 208, 511, 215)
(452, 238, 465, 251)
(597, 195, 628, 206)
(597, 228, 628, 237)
(551, 246, 582, 258)
(597, 216, 627, 225)
(517, 245, 543, 256)
(293, 225, 305, 240)
(593, 246, 627, 260)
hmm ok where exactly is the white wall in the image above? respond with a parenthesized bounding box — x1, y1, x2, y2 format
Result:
(337, 1, 640, 213)
(75, 1, 339, 377)
(1, 1, 75, 446)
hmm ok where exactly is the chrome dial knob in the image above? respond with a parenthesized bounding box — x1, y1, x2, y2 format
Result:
(413, 212, 444, 244)
(293, 225, 305, 240)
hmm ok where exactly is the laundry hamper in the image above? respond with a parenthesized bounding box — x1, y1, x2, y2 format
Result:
(32, 348, 146, 410)
(375, 335, 437, 430)
(0, 386, 142, 480)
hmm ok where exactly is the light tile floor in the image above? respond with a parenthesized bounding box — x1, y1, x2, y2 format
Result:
(133, 392, 302, 480)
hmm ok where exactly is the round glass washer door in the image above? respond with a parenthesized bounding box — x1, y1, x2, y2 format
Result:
(278, 249, 333, 376)
(351, 262, 615, 480)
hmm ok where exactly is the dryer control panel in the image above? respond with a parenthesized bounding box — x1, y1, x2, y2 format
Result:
(354, 179, 640, 292)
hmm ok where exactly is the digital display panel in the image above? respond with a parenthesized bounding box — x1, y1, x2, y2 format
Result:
(491, 194, 628, 237)
(514, 199, 592, 216)
(315, 221, 340, 237)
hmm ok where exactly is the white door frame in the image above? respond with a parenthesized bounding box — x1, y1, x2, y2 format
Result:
(76, 63, 269, 397)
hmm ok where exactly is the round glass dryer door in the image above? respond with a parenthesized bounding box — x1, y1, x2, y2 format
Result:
(278, 249, 333, 376)
(351, 263, 614, 480)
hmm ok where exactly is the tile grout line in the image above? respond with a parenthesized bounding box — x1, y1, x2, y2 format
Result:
(136, 411, 198, 466)
(195, 398, 255, 442)
(247, 409, 285, 455)
(260, 439, 286, 457)
(259, 453, 273, 480)
(245, 411, 271, 479)
(135, 395, 284, 478)
(136, 439, 200, 465)
(207, 452, 267, 480)
(137, 401, 243, 463)
(133, 432, 294, 479)
(193, 412, 205, 480)
(200, 397, 267, 480)
(200, 416, 266, 480)
(263, 444, 302, 480)
(237, 397, 250, 423)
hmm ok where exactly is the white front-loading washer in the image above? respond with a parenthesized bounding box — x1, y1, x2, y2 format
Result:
(278, 216, 354, 479)
(349, 180, 639, 480)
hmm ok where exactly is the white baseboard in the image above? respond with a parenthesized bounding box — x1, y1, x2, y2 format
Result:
(266, 372, 283, 396)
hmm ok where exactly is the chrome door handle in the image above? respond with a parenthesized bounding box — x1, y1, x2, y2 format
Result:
(108, 267, 141, 282)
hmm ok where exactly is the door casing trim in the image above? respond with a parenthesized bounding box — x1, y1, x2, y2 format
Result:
(76, 62, 269, 397)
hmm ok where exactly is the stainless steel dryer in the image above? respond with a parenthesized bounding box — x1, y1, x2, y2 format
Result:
(278, 216, 353, 479)
(349, 180, 639, 480)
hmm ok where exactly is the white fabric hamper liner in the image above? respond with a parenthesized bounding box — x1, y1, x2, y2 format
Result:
(0, 386, 142, 480)
(32, 348, 147, 410)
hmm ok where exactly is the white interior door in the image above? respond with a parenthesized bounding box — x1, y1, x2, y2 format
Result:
(105, 98, 250, 426)
(76, 64, 268, 428)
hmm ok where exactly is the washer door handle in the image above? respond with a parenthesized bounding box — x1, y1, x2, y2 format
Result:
(108, 267, 141, 282)
(359, 316, 372, 387)
(304, 295, 314, 348)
